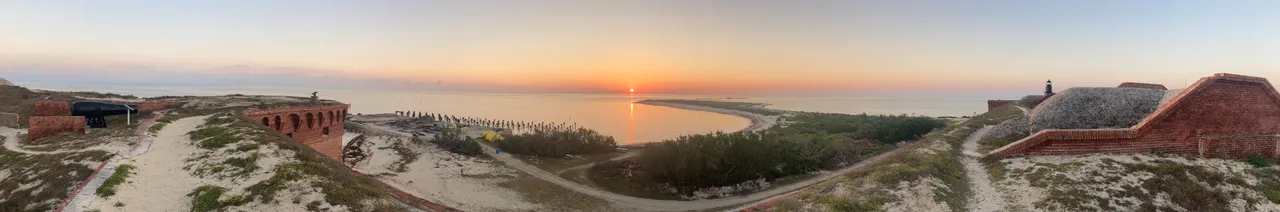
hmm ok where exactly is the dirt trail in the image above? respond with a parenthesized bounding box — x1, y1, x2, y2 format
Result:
(476, 135, 912, 211)
(360, 121, 912, 211)
(961, 126, 1005, 212)
(72, 115, 207, 212)
(61, 111, 170, 212)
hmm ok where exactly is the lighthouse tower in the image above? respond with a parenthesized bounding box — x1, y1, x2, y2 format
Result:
(1045, 80, 1054, 95)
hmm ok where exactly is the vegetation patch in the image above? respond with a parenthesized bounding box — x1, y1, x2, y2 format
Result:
(601, 110, 945, 199)
(188, 185, 251, 212)
(763, 105, 1023, 211)
(0, 145, 113, 211)
(498, 128, 617, 157)
(994, 154, 1280, 212)
(423, 127, 482, 156)
(96, 164, 136, 197)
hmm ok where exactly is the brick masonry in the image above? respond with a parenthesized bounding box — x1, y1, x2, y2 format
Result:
(1118, 82, 1169, 90)
(243, 104, 350, 160)
(27, 116, 86, 141)
(0, 112, 18, 128)
(987, 100, 1016, 111)
(988, 73, 1280, 159)
(34, 101, 71, 116)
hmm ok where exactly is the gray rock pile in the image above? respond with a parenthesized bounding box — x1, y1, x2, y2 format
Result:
(1028, 87, 1165, 132)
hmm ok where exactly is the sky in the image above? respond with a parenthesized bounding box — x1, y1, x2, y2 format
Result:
(2, 0, 1280, 97)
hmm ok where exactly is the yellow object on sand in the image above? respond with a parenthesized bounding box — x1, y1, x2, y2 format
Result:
(482, 131, 505, 142)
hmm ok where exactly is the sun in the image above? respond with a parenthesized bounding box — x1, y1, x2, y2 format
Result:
(629, 88, 635, 93)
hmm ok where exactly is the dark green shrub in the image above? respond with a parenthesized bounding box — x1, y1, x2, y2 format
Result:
(1249, 155, 1270, 168)
(498, 128, 617, 157)
(426, 127, 482, 156)
(636, 113, 943, 188)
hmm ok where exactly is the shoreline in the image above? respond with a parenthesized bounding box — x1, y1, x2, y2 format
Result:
(634, 100, 779, 133)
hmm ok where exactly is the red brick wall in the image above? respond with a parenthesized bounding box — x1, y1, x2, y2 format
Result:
(244, 104, 350, 160)
(987, 100, 1016, 111)
(1199, 136, 1280, 158)
(27, 116, 85, 142)
(34, 101, 70, 116)
(988, 73, 1280, 159)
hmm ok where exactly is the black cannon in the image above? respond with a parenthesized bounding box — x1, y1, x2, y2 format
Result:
(71, 101, 138, 128)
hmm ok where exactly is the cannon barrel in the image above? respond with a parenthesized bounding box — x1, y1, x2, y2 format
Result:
(71, 101, 139, 117)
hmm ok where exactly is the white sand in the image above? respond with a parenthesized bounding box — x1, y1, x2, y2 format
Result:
(81, 114, 327, 212)
(884, 177, 953, 212)
(995, 154, 1280, 211)
(2, 127, 136, 156)
(0, 127, 32, 154)
(353, 136, 539, 211)
(342, 132, 362, 147)
(960, 126, 1007, 212)
(82, 115, 210, 212)
(635, 101, 779, 132)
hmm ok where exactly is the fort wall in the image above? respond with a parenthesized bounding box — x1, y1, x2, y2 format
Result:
(987, 100, 1016, 111)
(243, 104, 350, 160)
(988, 73, 1280, 159)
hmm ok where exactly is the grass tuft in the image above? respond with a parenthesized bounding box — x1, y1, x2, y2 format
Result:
(96, 164, 136, 197)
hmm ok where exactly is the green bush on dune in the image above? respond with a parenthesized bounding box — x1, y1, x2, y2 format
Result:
(637, 113, 945, 188)
(423, 127, 483, 156)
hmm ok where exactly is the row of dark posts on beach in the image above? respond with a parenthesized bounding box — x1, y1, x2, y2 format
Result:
(394, 110, 581, 133)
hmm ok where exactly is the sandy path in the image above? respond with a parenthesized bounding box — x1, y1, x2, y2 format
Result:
(555, 151, 640, 176)
(0, 127, 33, 154)
(82, 115, 209, 212)
(961, 126, 1005, 212)
(635, 101, 778, 132)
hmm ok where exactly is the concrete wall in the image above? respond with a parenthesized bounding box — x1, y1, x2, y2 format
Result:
(1118, 82, 1169, 90)
(0, 112, 18, 128)
(27, 116, 85, 141)
(988, 73, 1280, 159)
(244, 104, 350, 160)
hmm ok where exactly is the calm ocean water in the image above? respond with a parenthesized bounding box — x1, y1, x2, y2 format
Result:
(18, 82, 985, 144)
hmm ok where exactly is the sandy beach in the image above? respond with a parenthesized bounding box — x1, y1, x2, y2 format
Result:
(347, 128, 544, 211)
(634, 101, 779, 132)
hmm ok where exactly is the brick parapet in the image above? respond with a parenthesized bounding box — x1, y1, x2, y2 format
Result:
(34, 101, 71, 116)
(27, 116, 86, 141)
(987, 100, 1016, 111)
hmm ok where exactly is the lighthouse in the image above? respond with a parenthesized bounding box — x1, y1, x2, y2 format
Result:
(1045, 80, 1054, 95)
